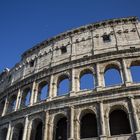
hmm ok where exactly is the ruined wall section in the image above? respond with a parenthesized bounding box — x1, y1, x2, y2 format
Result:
(0, 17, 140, 94)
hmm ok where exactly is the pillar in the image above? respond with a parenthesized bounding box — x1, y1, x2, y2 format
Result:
(99, 102, 106, 140)
(43, 111, 49, 140)
(49, 74, 56, 98)
(75, 118, 80, 139)
(70, 69, 77, 95)
(33, 83, 39, 103)
(30, 81, 36, 106)
(9, 125, 14, 140)
(68, 106, 74, 140)
(122, 59, 131, 86)
(129, 96, 140, 139)
(26, 120, 32, 140)
(47, 116, 53, 140)
(6, 122, 12, 140)
(71, 69, 75, 92)
(2, 97, 8, 116)
(96, 63, 103, 91)
(22, 116, 29, 140)
(14, 89, 21, 111)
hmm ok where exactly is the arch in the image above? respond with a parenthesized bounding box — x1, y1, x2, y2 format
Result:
(57, 75, 70, 96)
(30, 118, 43, 140)
(130, 60, 140, 83)
(0, 128, 8, 140)
(80, 110, 98, 138)
(12, 123, 24, 140)
(109, 109, 131, 136)
(104, 64, 122, 87)
(80, 69, 95, 90)
(20, 88, 31, 108)
(38, 81, 49, 101)
(7, 95, 17, 113)
(53, 114, 68, 140)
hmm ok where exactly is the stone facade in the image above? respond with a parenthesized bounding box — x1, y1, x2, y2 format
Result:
(0, 16, 140, 140)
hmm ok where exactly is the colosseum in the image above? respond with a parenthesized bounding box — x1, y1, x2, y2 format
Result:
(0, 16, 140, 140)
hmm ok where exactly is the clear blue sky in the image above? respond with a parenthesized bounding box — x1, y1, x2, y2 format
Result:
(0, 0, 140, 72)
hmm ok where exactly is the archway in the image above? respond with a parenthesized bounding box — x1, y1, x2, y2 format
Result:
(130, 61, 140, 83)
(80, 70, 95, 90)
(20, 88, 31, 108)
(12, 123, 23, 140)
(54, 116, 67, 140)
(38, 82, 49, 101)
(57, 75, 70, 96)
(30, 119, 43, 140)
(109, 109, 131, 135)
(0, 128, 8, 140)
(8, 95, 17, 113)
(80, 113, 98, 138)
(104, 68, 122, 87)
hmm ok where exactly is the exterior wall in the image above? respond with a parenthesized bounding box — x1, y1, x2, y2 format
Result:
(0, 17, 140, 140)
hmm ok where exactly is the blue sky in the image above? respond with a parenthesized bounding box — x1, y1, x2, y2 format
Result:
(0, 0, 140, 72)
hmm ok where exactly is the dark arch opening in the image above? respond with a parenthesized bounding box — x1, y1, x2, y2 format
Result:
(0, 128, 8, 140)
(80, 70, 94, 90)
(38, 82, 49, 101)
(57, 76, 70, 96)
(35, 121, 43, 140)
(12, 123, 23, 140)
(104, 67, 122, 87)
(80, 113, 98, 138)
(109, 109, 131, 136)
(54, 117, 67, 140)
(30, 119, 43, 140)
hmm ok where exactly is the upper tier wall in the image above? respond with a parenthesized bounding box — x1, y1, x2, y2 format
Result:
(0, 16, 140, 93)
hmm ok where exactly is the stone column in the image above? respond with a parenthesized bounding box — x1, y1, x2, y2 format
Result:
(122, 59, 131, 86)
(2, 97, 8, 116)
(106, 117, 110, 136)
(6, 122, 12, 140)
(14, 89, 21, 111)
(96, 63, 103, 91)
(75, 118, 80, 139)
(68, 106, 74, 140)
(43, 111, 49, 140)
(71, 69, 75, 92)
(47, 117, 53, 140)
(17, 89, 23, 109)
(30, 81, 36, 106)
(9, 125, 14, 140)
(75, 76, 79, 92)
(128, 110, 135, 134)
(49, 75, 57, 98)
(33, 83, 38, 103)
(26, 120, 32, 140)
(129, 96, 140, 139)
(99, 102, 106, 140)
(70, 69, 77, 96)
(22, 116, 29, 140)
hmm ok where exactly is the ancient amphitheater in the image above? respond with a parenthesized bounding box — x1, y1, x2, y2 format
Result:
(0, 16, 140, 140)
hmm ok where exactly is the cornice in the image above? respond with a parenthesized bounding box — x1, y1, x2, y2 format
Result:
(21, 16, 138, 59)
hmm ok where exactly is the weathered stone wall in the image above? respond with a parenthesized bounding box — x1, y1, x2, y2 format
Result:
(0, 17, 140, 140)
